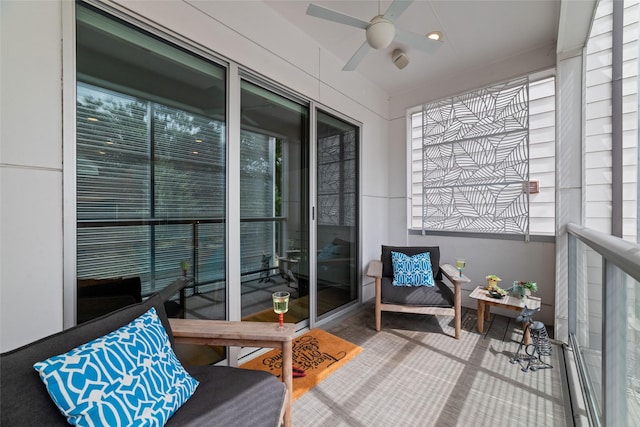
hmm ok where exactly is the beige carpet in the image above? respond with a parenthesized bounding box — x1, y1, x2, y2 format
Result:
(290, 304, 570, 427)
(240, 329, 362, 400)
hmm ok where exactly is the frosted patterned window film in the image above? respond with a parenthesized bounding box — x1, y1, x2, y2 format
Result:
(419, 77, 530, 235)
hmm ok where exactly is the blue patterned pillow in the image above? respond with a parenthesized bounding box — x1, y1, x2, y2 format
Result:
(391, 251, 435, 287)
(33, 307, 198, 426)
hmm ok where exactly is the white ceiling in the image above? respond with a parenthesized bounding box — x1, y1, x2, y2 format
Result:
(265, 0, 561, 94)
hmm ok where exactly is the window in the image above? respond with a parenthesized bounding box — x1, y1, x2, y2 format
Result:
(76, 5, 226, 307)
(410, 76, 556, 237)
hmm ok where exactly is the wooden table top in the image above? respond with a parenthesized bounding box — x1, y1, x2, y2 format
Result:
(469, 286, 541, 310)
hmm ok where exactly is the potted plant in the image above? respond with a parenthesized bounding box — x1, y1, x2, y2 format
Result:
(510, 280, 537, 299)
(485, 274, 501, 290)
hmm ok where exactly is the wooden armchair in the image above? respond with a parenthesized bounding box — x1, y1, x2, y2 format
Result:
(169, 319, 294, 426)
(159, 279, 295, 427)
(367, 246, 470, 339)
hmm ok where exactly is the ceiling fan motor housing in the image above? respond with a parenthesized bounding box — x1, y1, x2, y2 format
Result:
(366, 16, 395, 49)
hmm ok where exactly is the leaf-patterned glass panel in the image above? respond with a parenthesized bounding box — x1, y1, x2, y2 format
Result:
(421, 77, 530, 234)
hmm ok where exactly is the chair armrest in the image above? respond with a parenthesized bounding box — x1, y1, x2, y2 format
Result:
(169, 319, 294, 427)
(440, 264, 471, 285)
(440, 264, 468, 339)
(366, 260, 383, 278)
(158, 278, 189, 302)
(168, 319, 294, 347)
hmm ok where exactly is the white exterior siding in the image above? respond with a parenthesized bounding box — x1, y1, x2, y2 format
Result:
(585, 12, 613, 238)
(579, 0, 640, 366)
(585, 0, 639, 242)
(528, 77, 557, 235)
(623, 1, 639, 242)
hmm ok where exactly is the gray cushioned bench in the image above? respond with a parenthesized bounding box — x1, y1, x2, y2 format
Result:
(1, 291, 293, 426)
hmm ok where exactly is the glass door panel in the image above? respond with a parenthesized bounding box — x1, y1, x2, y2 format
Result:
(240, 80, 309, 324)
(316, 110, 359, 317)
(76, 4, 226, 323)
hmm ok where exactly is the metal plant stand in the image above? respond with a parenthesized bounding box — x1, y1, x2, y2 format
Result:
(259, 255, 275, 283)
(511, 306, 553, 372)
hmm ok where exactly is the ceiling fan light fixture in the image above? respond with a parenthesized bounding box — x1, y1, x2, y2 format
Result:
(426, 31, 443, 41)
(366, 16, 395, 49)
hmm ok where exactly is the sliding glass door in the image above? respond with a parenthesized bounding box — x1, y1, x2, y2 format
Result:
(74, 4, 358, 336)
(76, 4, 226, 324)
(239, 80, 310, 323)
(316, 110, 359, 316)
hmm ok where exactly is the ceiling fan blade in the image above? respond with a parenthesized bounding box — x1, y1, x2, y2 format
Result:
(306, 3, 369, 29)
(384, 0, 414, 22)
(342, 41, 371, 71)
(395, 29, 442, 54)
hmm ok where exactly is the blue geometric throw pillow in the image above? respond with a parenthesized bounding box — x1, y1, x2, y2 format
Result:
(33, 307, 198, 427)
(391, 251, 435, 287)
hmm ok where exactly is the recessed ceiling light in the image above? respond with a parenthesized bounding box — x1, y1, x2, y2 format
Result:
(87, 117, 99, 122)
(98, 150, 106, 155)
(426, 31, 442, 41)
(106, 140, 114, 145)
(192, 151, 199, 155)
(195, 138, 203, 143)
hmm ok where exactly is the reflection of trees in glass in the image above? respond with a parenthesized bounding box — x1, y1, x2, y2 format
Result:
(77, 85, 149, 220)
(240, 131, 274, 217)
(77, 83, 226, 292)
(317, 129, 357, 227)
(153, 105, 224, 219)
(240, 135, 282, 217)
(239, 130, 277, 271)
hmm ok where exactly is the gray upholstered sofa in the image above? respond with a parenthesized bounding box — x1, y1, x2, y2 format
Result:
(1, 284, 293, 426)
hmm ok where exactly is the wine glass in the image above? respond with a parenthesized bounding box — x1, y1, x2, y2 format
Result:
(272, 291, 290, 330)
(455, 258, 466, 277)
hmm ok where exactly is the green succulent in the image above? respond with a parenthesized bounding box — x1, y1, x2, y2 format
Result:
(517, 281, 538, 292)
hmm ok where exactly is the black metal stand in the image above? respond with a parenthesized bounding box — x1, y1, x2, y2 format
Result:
(258, 255, 275, 283)
(510, 306, 553, 372)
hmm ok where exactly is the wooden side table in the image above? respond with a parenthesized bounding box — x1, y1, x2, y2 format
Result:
(469, 286, 542, 344)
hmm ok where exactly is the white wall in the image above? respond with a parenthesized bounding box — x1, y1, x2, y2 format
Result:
(0, 0, 390, 351)
(408, 235, 556, 326)
(1, 1, 65, 351)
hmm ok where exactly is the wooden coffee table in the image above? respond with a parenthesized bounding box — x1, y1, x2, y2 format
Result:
(469, 286, 542, 344)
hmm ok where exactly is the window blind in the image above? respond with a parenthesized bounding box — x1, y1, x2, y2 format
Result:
(240, 130, 276, 275)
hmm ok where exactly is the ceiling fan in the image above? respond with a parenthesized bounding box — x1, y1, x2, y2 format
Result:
(306, 0, 442, 71)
